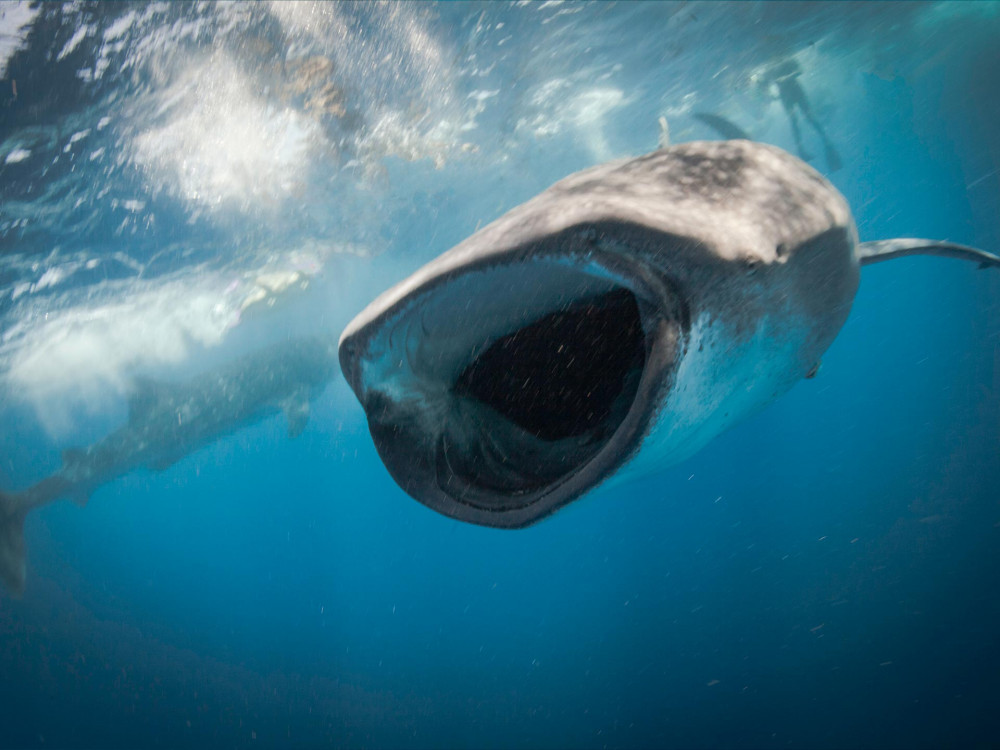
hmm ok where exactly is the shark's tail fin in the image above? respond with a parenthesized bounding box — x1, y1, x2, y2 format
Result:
(0, 491, 27, 597)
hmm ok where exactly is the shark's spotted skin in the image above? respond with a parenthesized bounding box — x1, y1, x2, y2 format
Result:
(339, 140, 999, 530)
(0, 337, 339, 595)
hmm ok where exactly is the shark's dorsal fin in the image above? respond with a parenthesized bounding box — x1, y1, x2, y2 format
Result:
(283, 388, 311, 439)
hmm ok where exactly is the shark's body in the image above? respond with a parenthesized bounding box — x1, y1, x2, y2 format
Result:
(339, 140, 998, 529)
(0, 336, 339, 594)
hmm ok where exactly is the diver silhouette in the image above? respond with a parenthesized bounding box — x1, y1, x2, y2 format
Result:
(764, 59, 842, 172)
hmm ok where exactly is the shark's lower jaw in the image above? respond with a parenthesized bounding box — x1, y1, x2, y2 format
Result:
(342, 251, 685, 528)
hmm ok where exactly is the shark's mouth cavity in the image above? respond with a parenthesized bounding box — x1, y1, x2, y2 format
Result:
(443, 284, 646, 499)
(342, 247, 684, 528)
(454, 287, 644, 443)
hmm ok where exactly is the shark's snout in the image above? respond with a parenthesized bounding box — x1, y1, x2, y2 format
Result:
(340, 248, 685, 528)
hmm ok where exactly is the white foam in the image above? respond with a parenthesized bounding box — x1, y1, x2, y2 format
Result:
(5, 147, 30, 164)
(103, 10, 137, 42)
(356, 110, 456, 169)
(517, 81, 630, 161)
(131, 53, 321, 212)
(57, 24, 90, 62)
(0, 1, 38, 78)
(0, 240, 350, 435)
(2, 273, 239, 436)
(7, 276, 233, 381)
(32, 266, 71, 292)
(269, 2, 476, 169)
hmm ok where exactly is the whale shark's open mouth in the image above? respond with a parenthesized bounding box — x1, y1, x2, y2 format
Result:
(340, 238, 686, 527)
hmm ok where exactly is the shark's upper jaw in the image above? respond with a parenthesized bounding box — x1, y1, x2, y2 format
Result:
(339, 237, 687, 528)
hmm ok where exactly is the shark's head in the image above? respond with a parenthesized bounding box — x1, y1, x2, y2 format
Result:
(339, 228, 690, 528)
(340, 141, 859, 528)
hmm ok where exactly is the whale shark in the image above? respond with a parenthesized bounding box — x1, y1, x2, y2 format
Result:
(339, 140, 999, 530)
(0, 336, 339, 595)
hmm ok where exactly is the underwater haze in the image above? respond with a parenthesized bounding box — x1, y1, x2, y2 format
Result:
(1, 1, 999, 748)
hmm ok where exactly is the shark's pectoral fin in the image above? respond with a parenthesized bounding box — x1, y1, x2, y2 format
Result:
(0, 492, 27, 597)
(858, 238, 1000, 268)
(283, 390, 311, 439)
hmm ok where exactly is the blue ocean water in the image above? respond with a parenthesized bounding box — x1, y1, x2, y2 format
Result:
(0, 2, 998, 748)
